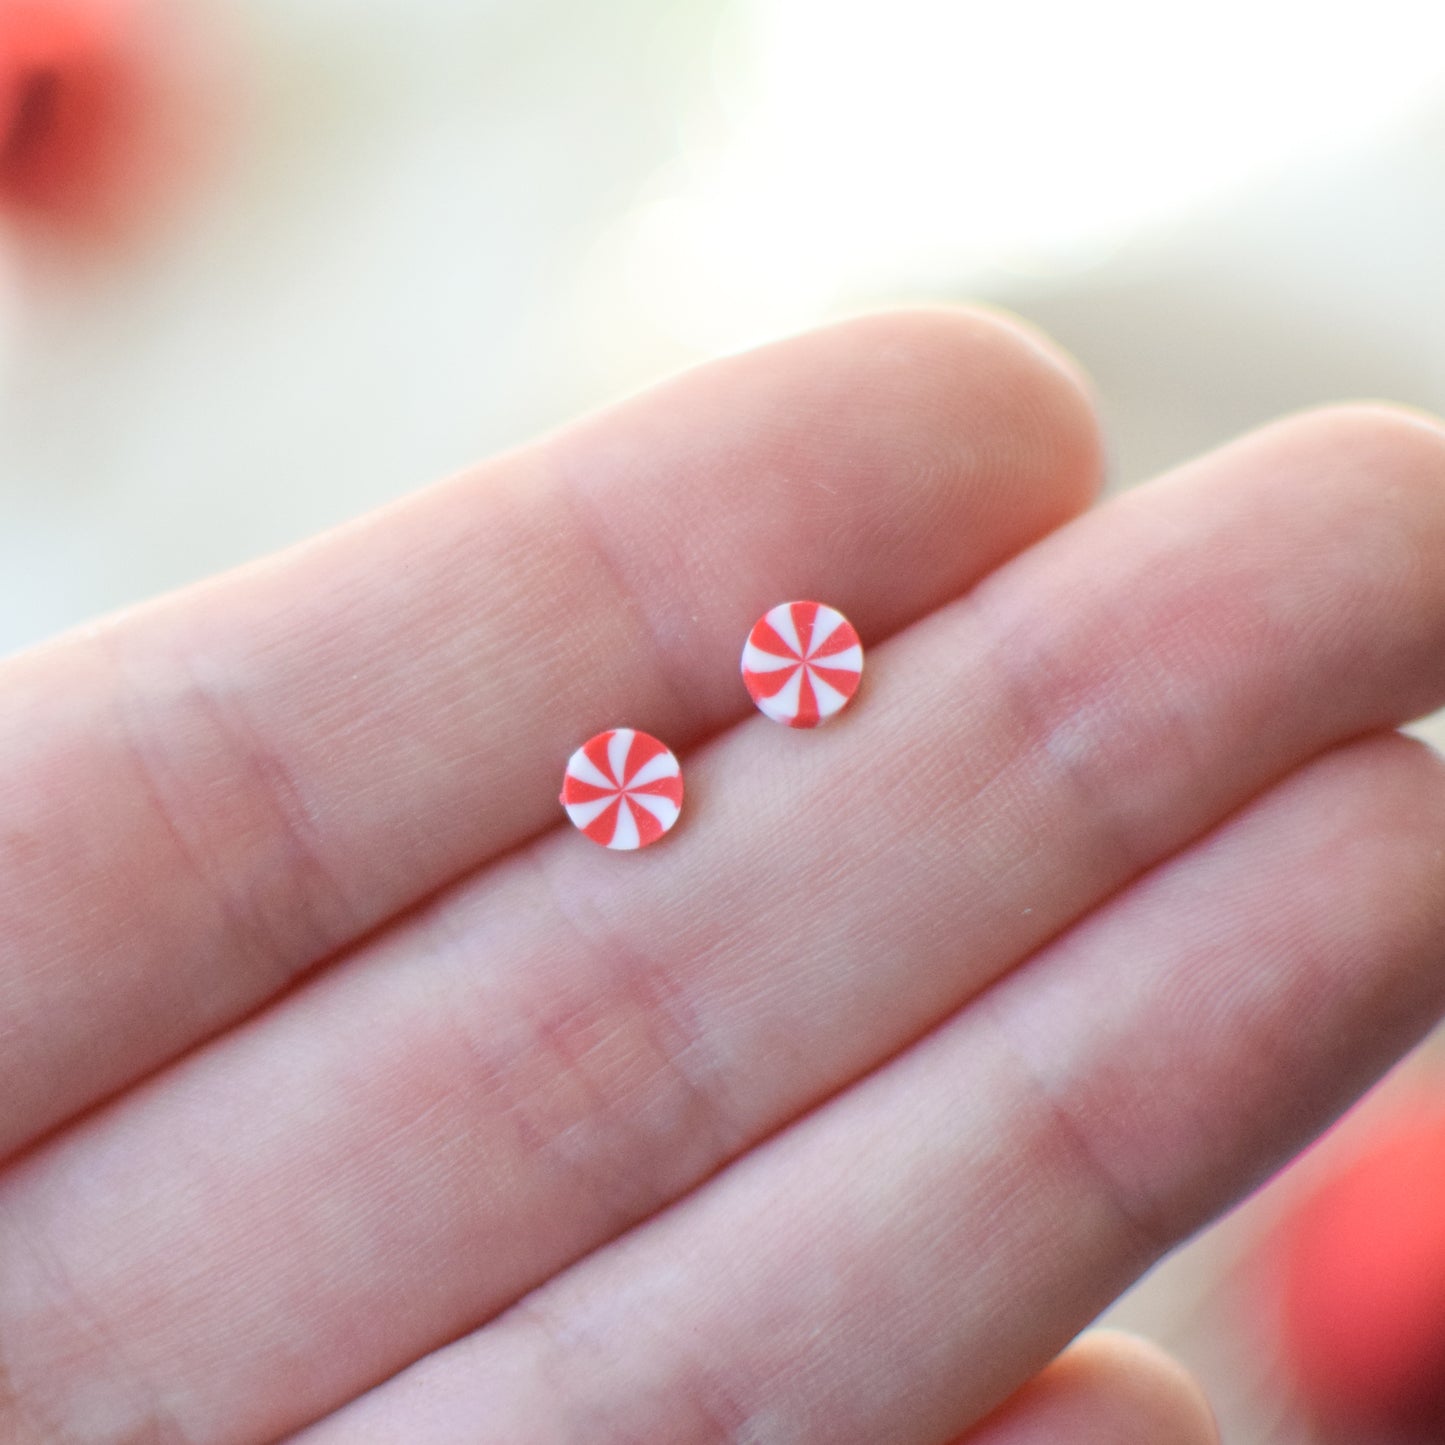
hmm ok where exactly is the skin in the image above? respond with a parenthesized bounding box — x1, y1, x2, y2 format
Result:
(0, 307, 1443, 1443)
(963, 1332, 1219, 1445)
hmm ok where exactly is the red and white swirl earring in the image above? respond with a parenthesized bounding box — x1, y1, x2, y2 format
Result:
(741, 601, 863, 727)
(559, 728, 683, 850)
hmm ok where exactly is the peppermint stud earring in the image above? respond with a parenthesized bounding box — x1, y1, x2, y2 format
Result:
(560, 728, 684, 849)
(741, 601, 864, 727)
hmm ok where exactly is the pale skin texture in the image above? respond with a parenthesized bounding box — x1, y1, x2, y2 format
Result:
(2, 308, 1445, 1443)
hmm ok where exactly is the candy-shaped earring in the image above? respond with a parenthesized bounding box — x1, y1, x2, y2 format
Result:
(560, 728, 683, 850)
(741, 601, 863, 727)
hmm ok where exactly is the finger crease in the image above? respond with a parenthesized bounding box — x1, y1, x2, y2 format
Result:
(0, 1197, 195, 1445)
(106, 628, 360, 991)
(977, 992, 1178, 1265)
(556, 467, 699, 728)
(518, 849, 745, 1223)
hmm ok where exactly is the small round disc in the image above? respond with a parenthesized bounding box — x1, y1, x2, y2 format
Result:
(560, 729, 683, 850)
(741, 601, 863, 727)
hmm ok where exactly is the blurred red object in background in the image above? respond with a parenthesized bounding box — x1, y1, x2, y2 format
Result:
(0, 0, 225, 244)
(1273, 1089, 1445, 1438)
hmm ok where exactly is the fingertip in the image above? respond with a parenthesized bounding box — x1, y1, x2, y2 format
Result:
(1199, 400, 1445, 508)
(812, 303, 1107, 521)
(1301, 398, 1445, 446)
(539, 303, 1107, 723)
(1067, 1331, 1220, 1445)
(961, 1329, 1219, 1445)
(932, 300, 1106, 455)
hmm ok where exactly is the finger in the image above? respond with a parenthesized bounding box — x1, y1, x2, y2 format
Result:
(4, 406, 1445, 1443)
(957, 1332, 1219, 1445)
(0, 307, 1100, 1157)
(287, 730, 1445, 1445)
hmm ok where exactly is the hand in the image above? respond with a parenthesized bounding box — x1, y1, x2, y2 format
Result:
(2, 310, 1444, 1444)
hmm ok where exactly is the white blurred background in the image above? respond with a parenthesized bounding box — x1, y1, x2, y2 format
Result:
(5, 0, 1445, 658)
(4, 2, 1445, 1439)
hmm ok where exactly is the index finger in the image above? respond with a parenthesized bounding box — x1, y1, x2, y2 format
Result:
(0, 307, 1101, 1157)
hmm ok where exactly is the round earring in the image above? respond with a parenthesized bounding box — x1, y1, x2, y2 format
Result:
(560, 729, 683, 849)
(741, 601, 863, 727)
